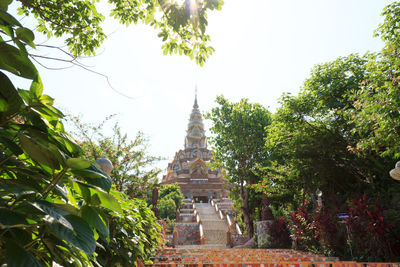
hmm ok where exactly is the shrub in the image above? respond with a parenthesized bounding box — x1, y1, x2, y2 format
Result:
(268, 217, 291, 248)
(158, 198, 177, 220)
(289, 206, 316, 250)
(345, 195, 400, 261)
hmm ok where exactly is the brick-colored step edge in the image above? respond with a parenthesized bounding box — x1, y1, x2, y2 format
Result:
(140, 248, 400, 267)
(140, 262, 400, 267)
(149, 248, 338, 264)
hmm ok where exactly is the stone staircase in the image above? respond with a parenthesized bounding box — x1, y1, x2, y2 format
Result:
(146, 248, 347, 266)
(195, 202, 228, 248)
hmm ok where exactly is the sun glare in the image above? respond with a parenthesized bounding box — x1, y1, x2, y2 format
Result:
(175, 0, 199, 12)
(175, 0, 185, 5)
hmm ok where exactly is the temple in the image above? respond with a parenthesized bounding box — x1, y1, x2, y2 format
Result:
(160, 93, 230, 202)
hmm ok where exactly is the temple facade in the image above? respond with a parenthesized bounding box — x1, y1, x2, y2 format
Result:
(160, 94, 230, 202)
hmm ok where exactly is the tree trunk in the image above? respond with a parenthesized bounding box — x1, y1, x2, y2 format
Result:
(241, 187, 254, 238)
(260, 195, 274, 221)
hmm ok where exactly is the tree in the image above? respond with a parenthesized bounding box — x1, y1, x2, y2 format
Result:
(13, 0, 223, 65)
(157, 183, 184, 220)
(205, 96, 272, 237)
(68, 115, 161, 199)
(350, 2, 400, 158)
(265, 54, 382, 206)
(158, 198, 177, 219)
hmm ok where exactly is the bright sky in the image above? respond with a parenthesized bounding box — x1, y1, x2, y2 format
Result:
(11, 0, 395, 179)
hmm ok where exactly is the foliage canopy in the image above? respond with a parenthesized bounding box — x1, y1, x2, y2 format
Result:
(68, 115, 161, 199)
(14, 0, 223, 65)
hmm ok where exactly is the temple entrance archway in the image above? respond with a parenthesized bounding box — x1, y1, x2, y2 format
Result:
(194, 196, 208, 203)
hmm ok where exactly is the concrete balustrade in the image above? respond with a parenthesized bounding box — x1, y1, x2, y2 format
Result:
(218, 209, 224, 220)
(235, 222, 242, 235)
(226, 226, 233, 247)
(226, 214, 236, 231)
(199, 223, 205, 245)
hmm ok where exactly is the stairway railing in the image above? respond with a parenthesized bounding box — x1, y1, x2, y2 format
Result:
(193, 201, 205, 244)
(199, 222, 205, 244)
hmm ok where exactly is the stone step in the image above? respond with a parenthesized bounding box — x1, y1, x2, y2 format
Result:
(202, 220, 228, 230)
(197, 208, 216, 213)
(204, 229, 226, 244)
(195, 202, 229, 246)
(200, 214, 220, 220)
(175, 244, 227, 249)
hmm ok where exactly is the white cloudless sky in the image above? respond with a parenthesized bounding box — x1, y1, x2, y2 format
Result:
(10, 0, 395, 179)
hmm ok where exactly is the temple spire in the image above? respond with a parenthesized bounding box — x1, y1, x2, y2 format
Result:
(194, 85, 198, 108)
(185, 88, 206, 149)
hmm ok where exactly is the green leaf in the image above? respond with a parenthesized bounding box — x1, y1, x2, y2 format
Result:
(89, 188, 122, 213)
(5, 240, 43, 267)
(0, 24, 13, 37)
(0, 152, 20, 166)
(39, 94, 54, 105)
(48, 214, 96, 257)
(17, 89, 31, 104)
(72, 181, 91, 203)
(72, 164, 109, 179)
(16, 27, 35, 48)
(15, 40, 28, 56)
(0, 42, 38, 79)
(0, 177, 41, 197)
(0, 98, 8, 111)
(55, 134, 82, 155)
(81, 205, 109, 240)
(0, 208, 27, 228)
(0, 0, 12, 11)
(31, 201, 73, 231)
(0, 136, 23, 155)
(0, 9, 22, 27)
(19, 134, 60, 169)
(29, 76, 42, 97)
(72, 164, 112, 192)
(24, 109, 48, 130)
(66, 158, 91, 170)
(71, 181, 121, 213)
(0, 71, 25, 115)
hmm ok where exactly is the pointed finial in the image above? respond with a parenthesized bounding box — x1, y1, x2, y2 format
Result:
(194, 85, 198, 108)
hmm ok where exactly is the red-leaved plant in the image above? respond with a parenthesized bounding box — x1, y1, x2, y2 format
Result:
(345, 195, 399, 261)
(268, 216, 291, 248)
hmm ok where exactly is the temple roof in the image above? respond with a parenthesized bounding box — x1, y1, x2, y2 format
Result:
(161, 91, 226, 187)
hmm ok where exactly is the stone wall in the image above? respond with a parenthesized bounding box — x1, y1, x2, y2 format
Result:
(175, 223, 200, 245)
(230, 233, 249, 247)
(182, 203, 194, 209)
(165, 234, 173, 247)
(178, 213, 196, 223)
(256, 220, 274, 248)
(180, 208, 195, 213)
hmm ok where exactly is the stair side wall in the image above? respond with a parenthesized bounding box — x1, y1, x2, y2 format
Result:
(175, 223, 200, 245)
